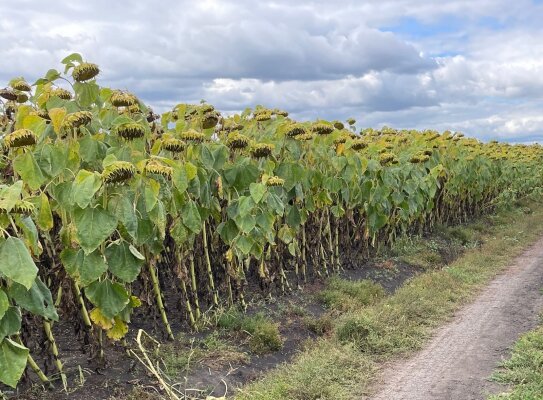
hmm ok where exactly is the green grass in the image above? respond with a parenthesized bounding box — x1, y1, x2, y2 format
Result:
(218, 309, 283, 354)
(318, 277, 385, 311)
(304, 312, 335, 337)
(489, 325, 543, 399)
(235, 201, 543, 399)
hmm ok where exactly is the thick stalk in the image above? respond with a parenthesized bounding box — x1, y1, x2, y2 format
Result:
(202, 221, 219, 307)
(147, 256, 174, 340)
(73, 282, 92, 329)
(27, 352, 52, 388)
(43, 320, 67, 389)
(325, 210, 335, 273)
(301, 225, 307, 283)
(318, 211, 329, 276)
(175, 253, 196, 327)
(180, 279, 196, 327)
(188, 252, 201, 320)
(334, 219, 340, 271)
(15, 336, 52, 388)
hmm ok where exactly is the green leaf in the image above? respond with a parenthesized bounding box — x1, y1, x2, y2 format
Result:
(74, 81, 100, 107)
(249, 183, 267, 204)
(13, 152, 46, 191)
(234, 214, 256, 234)
(235, 236, 254, 255)
(79, 250, 108, 286)
(217, 219, 238, 244)
(35, 144, 66, 178)
(59, 248, 107, 286)
(108, 196, 137, 239)
(8, 278, 58, 321)
(0, 307, 21, 342)
(0, 237, 38, 289)
(171, 220, 189, 244)
(17, 216, 40, 256)
(238, 196, 255, 217)
(0, 181, 23, 213)
(0, 290, 8, 320)
(267, 193, 285, 215)
(278, 225, 294, 244)
(173, 164, 188, 193)
(105, 242, 143, 283)
(72, 170, 102, 208)
(0, 338, 29, 388)
(144, 179, 160, 212)
(37, 193, 54, 231)
(61, 52, 83, 64)
(85, 279, 130, 319)
(45, 69, 61, 82)
(182, 200, 201, 234)
(286, 205, 301, 228)
(223, 160, 259, 191)
(74, 206, 118, 254)
(185, 162, 198, 180)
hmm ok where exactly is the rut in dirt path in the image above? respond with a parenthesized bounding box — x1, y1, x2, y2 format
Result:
(369, 236, 543, 400)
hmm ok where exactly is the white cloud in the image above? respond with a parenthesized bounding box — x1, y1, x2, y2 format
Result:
(1, 0, 543, 142)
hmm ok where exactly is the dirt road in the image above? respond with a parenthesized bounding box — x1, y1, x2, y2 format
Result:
(370, 237, 543, 400)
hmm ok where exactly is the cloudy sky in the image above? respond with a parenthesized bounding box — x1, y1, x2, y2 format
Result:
(1, 0, 543, 142)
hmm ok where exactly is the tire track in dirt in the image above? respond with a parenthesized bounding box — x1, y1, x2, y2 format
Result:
(370, 236, 543, 400)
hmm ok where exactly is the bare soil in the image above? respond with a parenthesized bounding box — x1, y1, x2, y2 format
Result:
(370, 236, 543, 400)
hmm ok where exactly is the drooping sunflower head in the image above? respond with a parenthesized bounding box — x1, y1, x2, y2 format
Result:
(180, 129, 206, 143)
(5, 101, 17, 117)
(333, 133, 349, 145)
(273, 109, 289, 117)
(50, 88, 73, 100)
(4, 129, 37, 148)
(102, 161, 136, 184)
(10, 80, 31, 92)
(110, 91, 138, 107)
(379, 152, 397, 166)
(255, 111, 272, 122)
(145, 160, 173, 179)
(16, 93, 29, 103)
(0, 88, 18, 101)
(72, 63, 100, 82)
(266, 176, 285, 187)
(0, 200, 35, 215)
(62, 111, 93, 130)
(347, 118, 356, 125)
(226, 132, 250, 149)
(286, 123, 307, 138)
(350, 138, 368, 151)
(311, 123, 334, 135)
(202, 112, 220, 129)
(333, 121, 345, 130)
(162, 138, 186, 153)
(116, 122, 146, 140)
(250, 143, 274, 158)
(223, 120, 244, 133)
(294, 132, 315, 141)
(199, 104, 215, 114)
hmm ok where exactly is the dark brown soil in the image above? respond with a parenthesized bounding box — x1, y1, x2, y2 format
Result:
(5, 229, 467, 400)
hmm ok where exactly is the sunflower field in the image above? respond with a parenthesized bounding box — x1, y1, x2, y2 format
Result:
(0, 54, 542, 389)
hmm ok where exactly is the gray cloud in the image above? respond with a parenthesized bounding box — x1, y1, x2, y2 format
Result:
(1, 0, 543, 142)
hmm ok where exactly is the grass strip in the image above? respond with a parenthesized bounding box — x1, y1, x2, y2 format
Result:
(236, 202, 543, 399)
(488, 324, 543, 399)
